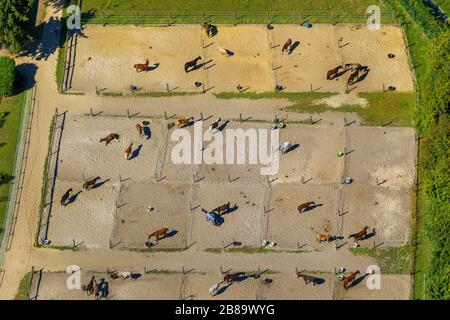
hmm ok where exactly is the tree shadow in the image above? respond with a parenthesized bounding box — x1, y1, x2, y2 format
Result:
(22, 16, 62, 61)
(13, 63, 37, 95)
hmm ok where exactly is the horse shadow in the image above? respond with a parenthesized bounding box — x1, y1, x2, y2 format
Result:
(131, 273, 142, 280)
(348, 273, 370, 289)
(214, 215, 225, 226)
(335, 68, 351, 79)
(216, 282, 232, 295)
(147, 63, 160, 71)
(284, 143, 299, 154)
(355, 68, 370, 84)
(217, 120, 230, 132)
(162, 230, 178, 240)
(221, 204, 238, 216)
(143, 126, 151, 140)
(288, 41, 300, 54)
(360, 230, 376, 241)
(225, 49, 234, 57)
(66, 190, 82, 205)
(302, 203, 323, 213)
(314, 277, 326, 285)
(191, 59, 213, 72)
(129, 144, 143, 160)
(93, 179, 110, 189)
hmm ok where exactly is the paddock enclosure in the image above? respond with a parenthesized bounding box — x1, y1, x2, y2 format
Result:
(67, 24, 414, 94)
(38, 114, 416, 252)
(28, 270, 411, 300)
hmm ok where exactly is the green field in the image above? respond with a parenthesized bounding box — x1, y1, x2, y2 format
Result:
(0, 92, 26, 240)
(81, 0, 387, 12)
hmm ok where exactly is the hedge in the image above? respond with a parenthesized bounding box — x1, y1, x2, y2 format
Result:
(400, 0, 446, 38)
(0, 56, 15, 97)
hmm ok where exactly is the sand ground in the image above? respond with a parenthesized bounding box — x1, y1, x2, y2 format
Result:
(70, 24, 414, 94)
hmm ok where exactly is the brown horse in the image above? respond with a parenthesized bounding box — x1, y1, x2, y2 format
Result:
(147, 227, 169, 242)
(213, 202, 230, 215)
(349, 226, 371, 241)
(296, 273, 320, 286)
(135, 124, 143, 137)
(83, 176, 101, 190)
(82, 276, 97, 296)
(176, 117, 193, 128)
(282, 38, 293, 53)
(343, 270, 360, 290)
(347, 68, 361, 85)
(184, 56, 202, 73)
(298, 201, 315, 213)
(344, 63, 361, 71)
(327, 65, 343, 80)
(223, 272, 246, 283)
(124, 143, 133, 160)
(134, 60, 149, 73)
(100, 133, 119, 146)
(316, 233, 334, 243)
(202, 23, 213, 38)
(60, 188, 73, 206)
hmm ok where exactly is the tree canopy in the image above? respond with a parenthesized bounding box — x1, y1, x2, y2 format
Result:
(0, 0, 32, 53)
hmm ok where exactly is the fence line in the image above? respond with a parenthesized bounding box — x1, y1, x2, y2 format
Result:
(80, 10, 400, 26)
(0, 86, 36, 270)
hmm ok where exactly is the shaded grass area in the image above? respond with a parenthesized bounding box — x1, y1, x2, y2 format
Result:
(14, 271, 31, 300)
(82, 0, 387, 12)
(215, 91, 414, 127)
(350, 246, 412, 274)
(0, 92, 27, 240)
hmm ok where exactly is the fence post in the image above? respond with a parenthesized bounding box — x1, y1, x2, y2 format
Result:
(202, 12, 205, 24)
(234, 12, 237, 26)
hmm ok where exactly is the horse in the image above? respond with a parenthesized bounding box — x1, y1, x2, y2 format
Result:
(327, 65, 343, 80)
(124, 143, 133, 160)
(298, 201, 315, 213)
(344, 63, 361, 71)
(147, 227, 169, 243)
(135, 124, 143, 138)
(83, 176, 101, 190)
(316, 233, 334, 243)
(213, 201, 230, 215)
(82, 276, 97, 296)
(176, 117, 193, 128)
(184, 56, 202, 73)
(208, 118, 221, 132)
(217, 47, 231, 57)
(347, 68, 361, 85)
(296, 273, 320, 286)
(202, 23, 213, 38)
(223, 272, 246, 283)
(343, 271, 360, 290)
(60, 188, 73, 206)
(99, 133, 119, 146)
(282, 38, 292, 53)
(349, 226, 371, 241)
(134, 60, 149, 73)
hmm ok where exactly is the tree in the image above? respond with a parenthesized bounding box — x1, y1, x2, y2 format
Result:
(0, 0, 32, 53)
(0, 56, 15, 97)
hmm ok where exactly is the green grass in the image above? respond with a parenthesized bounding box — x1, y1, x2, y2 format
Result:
(350, 246, 412, 274)
(82, 0, 387, 12)
(0, 92, 27, 240)
(14, 271, 32, 300)
(434, 1, 450, 15)
(128, 247, 187, 253)
(215, 91, 414, 126)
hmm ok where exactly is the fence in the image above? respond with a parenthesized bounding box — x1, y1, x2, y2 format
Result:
(35, 110, 66, 246)
(0, 86, 36, 269)
(80, 10, 400, 26)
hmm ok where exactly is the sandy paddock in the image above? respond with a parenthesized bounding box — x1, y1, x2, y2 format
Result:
(70, 24, 414, 94)
(42, 114, 416, 252)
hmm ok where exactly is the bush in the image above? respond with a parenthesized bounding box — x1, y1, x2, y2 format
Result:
(0, 56, 15, 97)
(400, 0, 447, 38)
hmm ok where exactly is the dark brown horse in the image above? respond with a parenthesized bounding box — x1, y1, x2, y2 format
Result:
(134, 60, 149, 73)
(327, 65, 343, 80)
(349, 226, 370, 241)
(60, 188, 73, 206)
(347, 68, 361, 85)
(184, 56, 202, 73)
(82, 276, 97, 296)
(223, 272, 246, 283)
(99, 133, 119, 146)
(282, 38, 293, 53)
(343, 271, 360, 290)
(213, 202, 230, 215)
(83, 176, 101, 190)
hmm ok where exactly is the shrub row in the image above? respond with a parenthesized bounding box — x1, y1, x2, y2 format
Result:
(0, 56, 15, 97)
(400, 0, 446, 38)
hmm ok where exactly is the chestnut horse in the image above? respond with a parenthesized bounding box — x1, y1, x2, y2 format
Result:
(213, 202, 230, 215)
(343, 271, 360, 290)
(124, 143, 133, 160)
(147, 227, 169, 242)
(135, 124, 143, 137)
(99, 133, 119, 146)
(349, 226, 372, 241)
(176, 117, 193, 128)
(296, 273, 320, 286)
(134, 60, 149, 73)
(327, 65, 343, 80)
(316, 233, 334, 243)
(298, 201, 315, 213)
